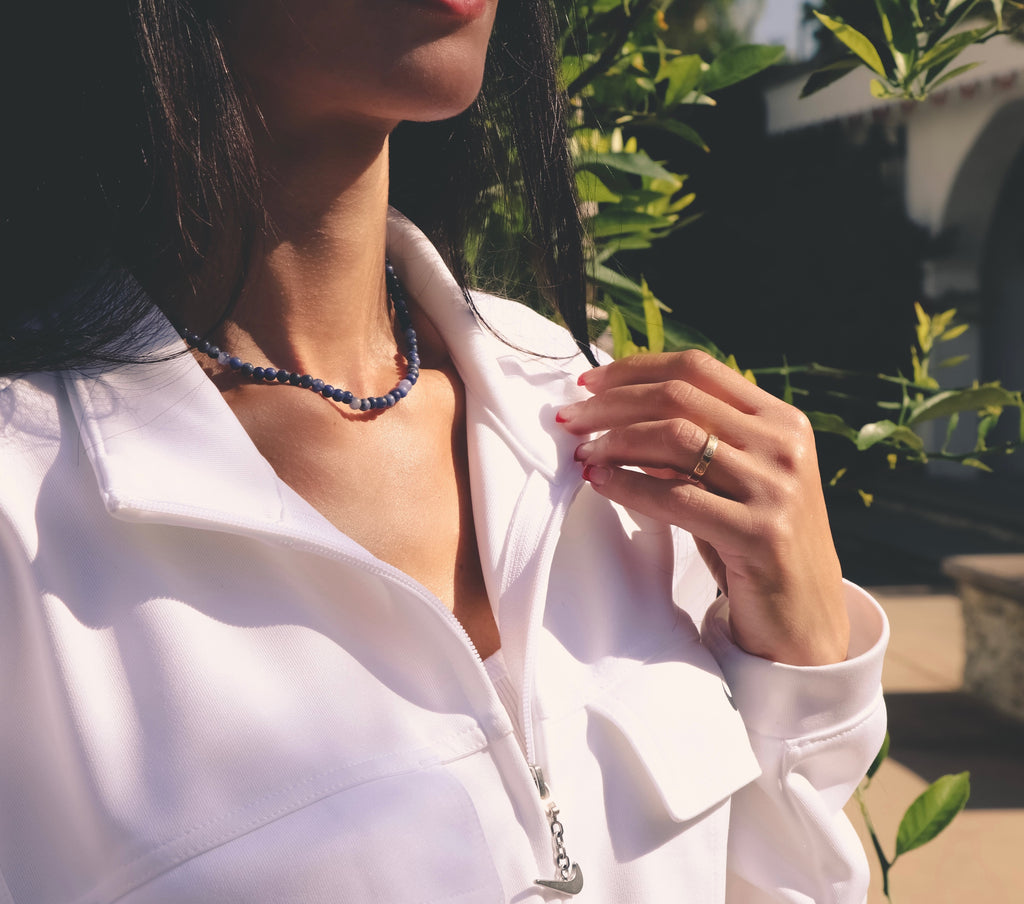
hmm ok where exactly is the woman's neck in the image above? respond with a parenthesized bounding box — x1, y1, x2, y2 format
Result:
(203, 122, 402, 393)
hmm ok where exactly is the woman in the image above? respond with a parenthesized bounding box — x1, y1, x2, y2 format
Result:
(0, 1, 887, 901)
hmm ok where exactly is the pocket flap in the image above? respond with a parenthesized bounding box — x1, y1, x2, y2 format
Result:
(588, 654, 762, 823)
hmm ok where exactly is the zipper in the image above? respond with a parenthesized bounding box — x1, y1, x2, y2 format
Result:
(125, 476, 586, 896)
(509, 476, 586, 895)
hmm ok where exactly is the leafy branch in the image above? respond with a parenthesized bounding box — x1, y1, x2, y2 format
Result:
(805, 0, 1024, 101)
(774, 304, 1024, 477)
(856, 734, 971, 901)
(562, 1, 784, 339)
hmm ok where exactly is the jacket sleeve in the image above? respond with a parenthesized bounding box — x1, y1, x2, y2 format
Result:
(700, 581, 889, 904)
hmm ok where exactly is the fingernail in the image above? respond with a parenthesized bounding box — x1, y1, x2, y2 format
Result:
(577, 372, 589, 387)
(573, 441, 593, 462)
(555, 410, 569, 424)
(582, 464, 611, 486)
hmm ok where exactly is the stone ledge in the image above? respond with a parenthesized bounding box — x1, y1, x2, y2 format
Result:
(943, 554, 1024, 722)
(943, 553, 1024, 601)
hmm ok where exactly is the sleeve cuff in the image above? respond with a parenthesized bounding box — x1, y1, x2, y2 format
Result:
(701, 580, 889, 739)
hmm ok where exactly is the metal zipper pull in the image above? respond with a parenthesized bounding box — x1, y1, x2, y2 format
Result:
(531, 765, 584, 896)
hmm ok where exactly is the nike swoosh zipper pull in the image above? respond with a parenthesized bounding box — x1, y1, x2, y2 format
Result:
(531, 765, 584, 896)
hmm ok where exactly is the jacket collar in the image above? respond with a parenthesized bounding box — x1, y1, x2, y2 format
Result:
(65, 210, 587, 539)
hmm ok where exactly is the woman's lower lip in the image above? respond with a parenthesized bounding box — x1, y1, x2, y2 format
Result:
(407, 0, 488, 19)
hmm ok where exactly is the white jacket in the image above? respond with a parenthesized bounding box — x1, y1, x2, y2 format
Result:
(0, 211, 887, 904)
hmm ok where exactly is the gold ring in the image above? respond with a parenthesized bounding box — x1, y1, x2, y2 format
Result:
(691, 433, 718, 479)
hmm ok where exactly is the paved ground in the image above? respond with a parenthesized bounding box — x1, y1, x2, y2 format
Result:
(843, 586, 1024, 904)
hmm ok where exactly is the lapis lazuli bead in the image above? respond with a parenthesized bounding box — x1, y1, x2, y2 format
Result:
(321, 385, 334, 398)
(360, 399, 371, 411)
(263, 367, 277, 381)
(349, 398, 362, 410)
(252, 367, 265, 380)
(311, 379, 325, 393)
(276, 370, 290, 383)
(228, 356, 242, 369)
(288, 373, 302, 386)
(298, 375, 313, 388)
(240, 363, 254, 377)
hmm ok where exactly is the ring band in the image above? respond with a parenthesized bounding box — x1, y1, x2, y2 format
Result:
(691, 434, 719, 479)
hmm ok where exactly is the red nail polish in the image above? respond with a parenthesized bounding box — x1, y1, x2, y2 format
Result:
(555, 411, 568, 424)
(582, 464, 594, 481)
(577, 373, 588, 387)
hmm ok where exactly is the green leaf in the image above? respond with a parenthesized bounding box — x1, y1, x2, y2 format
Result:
(907, 385, 1024, 425)
(660, 54, 704, 106)
(590, 263, 644, 300)
(939, 323, 970, 342)
(876, 0, 917, 54)
(635, 117, 709, 151)
(591, 210, 676, 237)
(641, 279, 665, 355)
(813, 12, 887, 76)
(895, 772, 971, 858)
(961, 457, 994, 471)
(660, 321, 724, 358)
(702, 44, 786, 93)
(608, 303, 640, 359)
(925, 61, 981, 92)
(943, 411, 961, 453)
(576, 171, 621, 204)
(806, 411, 858, 442)
(938, 354, 969, 369)
(867, 733, 890, 780)
(856, 420, 926, 451)
(578, 150, 679, 183)
(917, 26, 994, 75)
(801, 57, 861, 98)
(561, 54, 586, 89)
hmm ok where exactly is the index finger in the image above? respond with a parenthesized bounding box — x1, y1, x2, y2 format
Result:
(582, 350, 763, 414)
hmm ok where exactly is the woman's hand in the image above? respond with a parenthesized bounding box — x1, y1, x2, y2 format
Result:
(557, 350, 849, 666)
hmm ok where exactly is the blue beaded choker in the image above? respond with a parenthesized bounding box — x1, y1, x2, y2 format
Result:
(180, 260, 419, 412)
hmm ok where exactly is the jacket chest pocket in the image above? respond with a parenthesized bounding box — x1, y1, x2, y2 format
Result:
(584, 645, 762, 830)
(120, 767, 507, 904)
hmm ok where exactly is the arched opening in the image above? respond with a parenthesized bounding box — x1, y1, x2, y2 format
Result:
(941, 98, 1024, 271)
(938, 100, 1024, 479)
(979, 142, 1024, 478)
